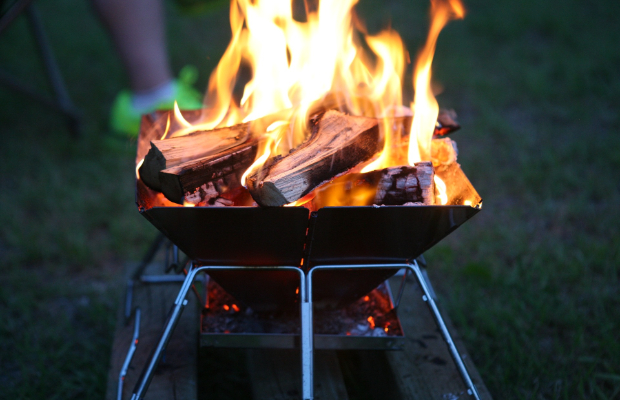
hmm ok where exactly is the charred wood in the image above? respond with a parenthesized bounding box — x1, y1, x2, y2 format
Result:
(246, 110, 381, 207)
(139, 122, 253, 191)
(159, 142, 258, 204)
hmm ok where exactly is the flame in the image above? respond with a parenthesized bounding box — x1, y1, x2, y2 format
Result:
(135, 158, 144, 180)
(157, 0, 465, 206)
(409, 0, 465, 164)
(164, 0, 410, 176)
(232, 304, 240, 312)
(367, 316, 375, 329)
(434, 175, 448, 205)
(160, 114, 171, 140)
(223, 304, 230, 311)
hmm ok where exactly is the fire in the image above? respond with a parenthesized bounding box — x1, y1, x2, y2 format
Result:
(161, 0, 465, 203)
(434, 175, 448, 205)
(367, 316, 375, 329)
(409, 0, 465, 164)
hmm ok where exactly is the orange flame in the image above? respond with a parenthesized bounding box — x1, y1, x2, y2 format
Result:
(409, 0, 465, 165)
(160, 0, 465, 204)
(165, 0, 410, 177)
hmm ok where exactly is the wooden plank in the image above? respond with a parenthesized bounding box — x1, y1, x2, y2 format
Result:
(105, 262, 199, 400)
(383, 275, 493, 400)
(247, 349, 349, 400)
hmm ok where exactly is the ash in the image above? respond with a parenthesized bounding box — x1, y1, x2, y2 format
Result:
(201, 279, 402, 337)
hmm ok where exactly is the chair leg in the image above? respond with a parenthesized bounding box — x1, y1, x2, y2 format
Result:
(26, 3, 81, 136)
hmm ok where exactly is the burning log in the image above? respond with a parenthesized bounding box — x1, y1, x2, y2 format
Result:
(139, 122, 254, 191)
(370, 162, 434, 205)
(434, 109, 460, 138)
(158, 142, 258, 204)
(246, 110, 381, 207)
(312, 162, 435, 207)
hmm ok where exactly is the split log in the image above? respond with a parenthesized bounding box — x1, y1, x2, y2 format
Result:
(158, 142, 258, 204)
(312, 162, 435, 207)
(246, 110, 381, 207)
(139, 122, 254, 191)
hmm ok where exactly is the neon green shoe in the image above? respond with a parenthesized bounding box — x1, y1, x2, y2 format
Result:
(110, 66, 203, 137)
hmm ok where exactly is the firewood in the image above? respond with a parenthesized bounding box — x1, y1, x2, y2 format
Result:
(246, 110, 381, 207)
(434, 109, 460, 138)
(431, 137, 458, 167)
(158, 141, 258, 204)
(312, 162, 435, 207)
(139, 122, 253, 191)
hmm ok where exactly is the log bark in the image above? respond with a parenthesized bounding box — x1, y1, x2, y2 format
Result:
(139, 122, 254, 191)
(158, 141, 258, 204)
(246, 110, 381, 207)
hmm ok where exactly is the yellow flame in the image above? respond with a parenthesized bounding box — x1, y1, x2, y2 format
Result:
(160, 114, 171, 140)
(173, 101, 193, 129)
(434, 175, 448, 205)
(136, 158, 144, 180)
(240, 121, 288, 186)
(165, 0, 411, 176)
(409, 0, 465, 165)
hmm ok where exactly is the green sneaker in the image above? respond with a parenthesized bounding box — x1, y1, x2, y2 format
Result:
(110, 66, 203, 137)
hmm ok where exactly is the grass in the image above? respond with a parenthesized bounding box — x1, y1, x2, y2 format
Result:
(0, 0, 619, 398)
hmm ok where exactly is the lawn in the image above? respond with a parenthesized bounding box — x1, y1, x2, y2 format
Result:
(0, 0, 618, 399)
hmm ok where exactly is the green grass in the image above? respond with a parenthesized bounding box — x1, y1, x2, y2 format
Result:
(1, 0, 619, 398)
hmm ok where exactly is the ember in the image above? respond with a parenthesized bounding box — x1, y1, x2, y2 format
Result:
(201, 278, 403, 337)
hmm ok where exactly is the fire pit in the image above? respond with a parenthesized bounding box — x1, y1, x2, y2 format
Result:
(120, 0, 486, 399)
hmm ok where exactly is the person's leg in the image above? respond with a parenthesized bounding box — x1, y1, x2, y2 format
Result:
(92, 0, 202, 136)
(92, 0, 172, 93)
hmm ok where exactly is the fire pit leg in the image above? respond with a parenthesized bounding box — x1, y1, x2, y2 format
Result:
(301, 273, 314, 400)
(408, 261, 482, 400)
(117, 308, 141, 400)
(128, 264, 307, 400)
(130, 263, 201, 400)
(309, 263, 481, 399)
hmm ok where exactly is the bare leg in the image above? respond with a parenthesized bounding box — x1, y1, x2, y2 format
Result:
(91, 0, 172, 92)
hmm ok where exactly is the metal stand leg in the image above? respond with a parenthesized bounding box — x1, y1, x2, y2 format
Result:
(118, 308, 141, 400)
(301, 273, 314, 400)
(129, 265, 307, 400)
(408, 261, 481, 400)
(309, 263, 481, 400)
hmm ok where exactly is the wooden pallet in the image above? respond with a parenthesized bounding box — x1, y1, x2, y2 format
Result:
(106, 266, 493, 400)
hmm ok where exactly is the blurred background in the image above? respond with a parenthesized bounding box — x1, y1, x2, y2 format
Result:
(0, 0, 618, 398)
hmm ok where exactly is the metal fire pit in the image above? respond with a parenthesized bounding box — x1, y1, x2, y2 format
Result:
(124, 111, 484, 400)
(137, 178, 480, 312)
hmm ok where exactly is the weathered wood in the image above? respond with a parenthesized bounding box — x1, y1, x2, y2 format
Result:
(247, 110, 381, 207)
(159, 141, 258, 204)
(105, 262, 199, 400)
(247, 349, 349, 400)
(139, 122, 254, 191)
(384, 274, 493, 400)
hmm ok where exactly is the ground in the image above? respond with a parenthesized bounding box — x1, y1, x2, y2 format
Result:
(0, 0, 619, 399)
